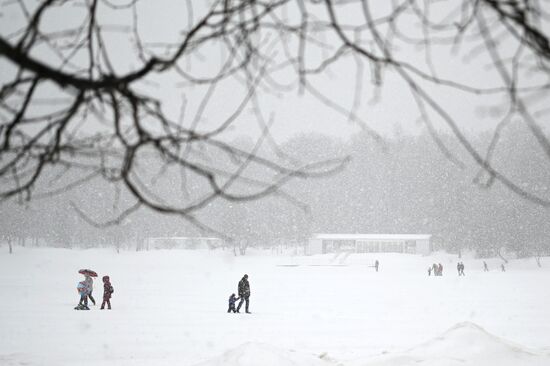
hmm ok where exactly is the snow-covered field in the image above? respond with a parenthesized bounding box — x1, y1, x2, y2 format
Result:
(0, 248, 549, 366)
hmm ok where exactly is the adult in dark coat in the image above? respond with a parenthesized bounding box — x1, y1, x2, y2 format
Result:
(236, 274, 251, 313)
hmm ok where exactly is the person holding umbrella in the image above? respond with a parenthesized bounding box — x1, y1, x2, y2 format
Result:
(84, 275, 96, 306)
(79, 269, 98, 306)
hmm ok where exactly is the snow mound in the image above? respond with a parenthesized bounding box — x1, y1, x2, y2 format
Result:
(192, 342, 331, 366)
(194, 323, 550, 366)
(356, 322, 550, 366)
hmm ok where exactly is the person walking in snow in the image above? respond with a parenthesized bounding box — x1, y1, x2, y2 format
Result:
(438, 263, 443, 276)
(483, 261, 489, 272)
(501, 263, 506, 272)
(236, 274, 251, 314)
(75, 281, 90, 310)
(428, 266, 432, 276)
(456, 262, 461, 276)
(84, 275, 96, 306)
(432, 263, 438, 276)
(227, 293, 240, 313)
(374, 260, 379, 272)
(100, 275, 114, 310)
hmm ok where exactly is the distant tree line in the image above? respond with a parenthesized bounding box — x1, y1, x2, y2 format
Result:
(2, 0, 550, 243)
(2, 122, 549, 260)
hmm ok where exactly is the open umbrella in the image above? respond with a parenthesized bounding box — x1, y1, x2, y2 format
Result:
(79, 269, 98, 277)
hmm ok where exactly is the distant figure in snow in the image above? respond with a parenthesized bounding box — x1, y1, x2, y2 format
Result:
(236, 274, 251, 314)
(100, 275, 114, 310)
(374, 260, 379, 272)
(428, 266, 432, 276)
(483, 261, 489, 272)
(438, 263, 443, 276)
(458, 262, 465, 276)
(456, 262, 461, 276)
(75, 281, 90, 310)
(501, 263, 506, 272)
(227, 293, 240, 313)
(84, 275, 96, 306)
(432, 263, 438, 276)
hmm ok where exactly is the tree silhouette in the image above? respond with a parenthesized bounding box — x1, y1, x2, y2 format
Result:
(1, 1, 549, 235)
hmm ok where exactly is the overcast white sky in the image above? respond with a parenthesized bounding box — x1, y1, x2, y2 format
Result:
(0, 0, 543, 145)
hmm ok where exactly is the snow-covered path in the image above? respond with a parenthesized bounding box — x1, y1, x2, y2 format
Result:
(0, 248, 549, 365)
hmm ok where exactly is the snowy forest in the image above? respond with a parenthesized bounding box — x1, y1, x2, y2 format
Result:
(2, 123, 549, 259)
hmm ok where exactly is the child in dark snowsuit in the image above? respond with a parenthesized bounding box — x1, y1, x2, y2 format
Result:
(75, 281, 90, 310)
(100, 275, 114, 310)
(228, 293, 240, 313)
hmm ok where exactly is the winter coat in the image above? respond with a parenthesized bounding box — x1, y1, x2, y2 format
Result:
(84, 276, 93, 293)
(77, 281, 88, 296)
(103, 281, 114, 300)
(228, 294, 239, 306)
(238, 278, 250, 297)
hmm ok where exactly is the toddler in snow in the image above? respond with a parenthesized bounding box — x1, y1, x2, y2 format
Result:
(100, 275, 114, 310)
(75, 281, 90, 310)
(227, 293, 240, 313)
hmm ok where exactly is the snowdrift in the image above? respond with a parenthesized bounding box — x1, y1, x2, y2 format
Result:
(194, 322, 550, 366)
(356, 321, 549, 366)
(193, 343, 330, 366)
(2, 249, 550, 365)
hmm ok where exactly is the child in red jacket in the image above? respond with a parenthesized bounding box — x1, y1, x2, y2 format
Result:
(100, 275, 114, 310)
